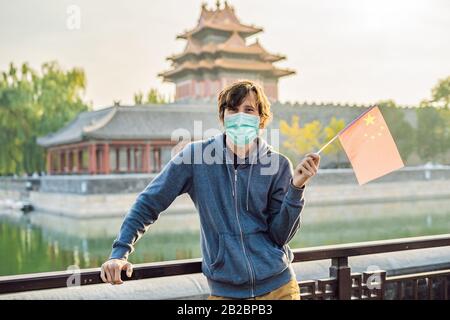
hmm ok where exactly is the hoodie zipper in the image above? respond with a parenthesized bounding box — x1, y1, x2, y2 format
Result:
(233, 168, 256, 297)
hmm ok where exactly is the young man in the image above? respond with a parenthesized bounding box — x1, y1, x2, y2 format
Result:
(100, 80, 320, 300)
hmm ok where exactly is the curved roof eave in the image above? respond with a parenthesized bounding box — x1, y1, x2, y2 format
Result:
(36, 106, 117, 148)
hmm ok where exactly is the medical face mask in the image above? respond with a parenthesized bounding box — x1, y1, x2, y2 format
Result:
(224, 112, 260, 146)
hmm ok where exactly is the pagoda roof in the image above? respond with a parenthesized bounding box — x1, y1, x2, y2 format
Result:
(159, 57, 295, 80)
(37, 104, 220, 147)
(168, 34, 286, 63)
(248, 40, 286, 62)
(160, 2, 296, 84)
(177, 2, 263, 39)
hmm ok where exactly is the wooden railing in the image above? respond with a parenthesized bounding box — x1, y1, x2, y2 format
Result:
(1, 234, 449, 299)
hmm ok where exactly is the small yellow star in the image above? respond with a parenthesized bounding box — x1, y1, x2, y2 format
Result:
(364, 133, 368, 137)
(364, 114, 375, 126)
(378, 132, 382, 136)
(380, 125, 385, 130)
(371, 135, 375, 139)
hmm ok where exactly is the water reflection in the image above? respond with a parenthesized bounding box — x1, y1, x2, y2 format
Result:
(1, 197, 450, 276)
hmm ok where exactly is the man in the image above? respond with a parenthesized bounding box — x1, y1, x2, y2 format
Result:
(101, 80, 320, 300)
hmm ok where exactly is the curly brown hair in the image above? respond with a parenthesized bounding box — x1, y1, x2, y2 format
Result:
(217, 80, 272, 129)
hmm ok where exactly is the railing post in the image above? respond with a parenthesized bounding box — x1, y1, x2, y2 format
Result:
(330, 257, 352, 300)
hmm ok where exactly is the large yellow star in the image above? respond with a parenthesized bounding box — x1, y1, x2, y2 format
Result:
(363, 114, 375, 126)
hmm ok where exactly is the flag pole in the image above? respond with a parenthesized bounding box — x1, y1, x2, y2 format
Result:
(316, 134, 339, 154)
(315, 105, 378, 155)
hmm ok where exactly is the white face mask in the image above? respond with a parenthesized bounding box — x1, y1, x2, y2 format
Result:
(224, 112, 260, 146)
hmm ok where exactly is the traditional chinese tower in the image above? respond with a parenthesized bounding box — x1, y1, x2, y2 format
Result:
(159, 0, 295, 102)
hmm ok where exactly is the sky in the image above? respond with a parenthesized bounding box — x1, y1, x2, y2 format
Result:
(1, 0, 449, 109)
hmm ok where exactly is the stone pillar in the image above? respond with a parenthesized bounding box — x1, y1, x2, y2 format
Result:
(46, 151, 52, 175)
(80, 148, 86, 173)
(127, 147, 131, 172)
(63, 150, 67, 173)
(103, 143, 110, 174)
(67, 149, 73, 173)
(65, 149, 70, 173)
(73, 148, 79, 174)
(143, 143, 150, 173)
(115, 147, 120, 172)
(89, 144, 97, 175)
(154, 148, 161, 172)
(59, 150, 63, 174)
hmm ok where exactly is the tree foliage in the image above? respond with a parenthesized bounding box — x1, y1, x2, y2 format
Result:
(322, 117, 345, 165)
(377, 100, 415, 163)
(133, 88, 168, 105)
(0, 61, 90, 175)
(430, 76, 450, 109)
(416, 106, 448, 162)
(280, 115, 346, 167)
(416, 77, 450, 163)
(280, 115, 322, 155)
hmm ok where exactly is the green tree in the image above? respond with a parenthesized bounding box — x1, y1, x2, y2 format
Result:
(133, 88, 167, 105)
(133, 91, 144, 105)
(377, 100, 415, 164)
(0, 61, 90, 175)
(416, 106, 447, 163)
(430, 76, 450, 109)
(416, 77, 450, 164)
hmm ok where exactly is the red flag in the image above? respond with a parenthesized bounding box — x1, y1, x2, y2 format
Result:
(338, 105, 405, 185)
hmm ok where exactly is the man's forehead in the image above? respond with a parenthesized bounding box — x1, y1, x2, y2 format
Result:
(238, 91, 257, 107)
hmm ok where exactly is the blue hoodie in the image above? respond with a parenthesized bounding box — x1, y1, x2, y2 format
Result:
(109, 132, 306, 298)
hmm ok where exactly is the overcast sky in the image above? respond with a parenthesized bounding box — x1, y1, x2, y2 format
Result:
(1, 0, 449, 109)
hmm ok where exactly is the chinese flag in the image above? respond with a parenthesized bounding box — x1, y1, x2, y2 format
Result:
(338, 105, 404, 185)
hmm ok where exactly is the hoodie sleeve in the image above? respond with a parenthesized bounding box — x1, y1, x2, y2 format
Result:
(109, 143, 194, 260)
(267, 157, 306, 247)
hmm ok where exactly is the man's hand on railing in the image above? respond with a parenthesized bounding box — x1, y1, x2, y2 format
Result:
(100, 259, 133, 285)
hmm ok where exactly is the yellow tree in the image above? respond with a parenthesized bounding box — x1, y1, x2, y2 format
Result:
(280, 115, 323, 157)
(322, 117, 346, 167)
